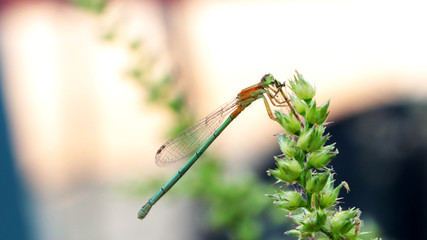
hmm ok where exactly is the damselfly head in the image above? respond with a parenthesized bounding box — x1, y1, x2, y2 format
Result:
(261, 74, 281, 88)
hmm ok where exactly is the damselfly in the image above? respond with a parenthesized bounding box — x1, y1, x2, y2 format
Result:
(138, 74, 301, 219)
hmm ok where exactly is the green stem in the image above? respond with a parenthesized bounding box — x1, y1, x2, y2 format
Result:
(320, 227, 335, 240)
(306, 192, 313, 211)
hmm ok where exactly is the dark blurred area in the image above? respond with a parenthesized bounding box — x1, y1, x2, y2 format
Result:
(262, 101, 427, 239)
(0, 55, 31, 240)
(329, 101, 427, 239)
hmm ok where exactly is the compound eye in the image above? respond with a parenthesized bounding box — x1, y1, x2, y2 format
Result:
(261, 74, 274, 85)
(261, 74, 270, 82)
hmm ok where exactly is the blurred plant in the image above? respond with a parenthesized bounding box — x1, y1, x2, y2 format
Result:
(68, 1, 279, 236)
(182, 157, 276, 240)
(126, 41, 195, 135)
(94, 27, 279, 239)
(69, 0, 108, 13)
(65, 4, 272, 238)
(126, 48, 281, 239)
(267, 72, 380, 240)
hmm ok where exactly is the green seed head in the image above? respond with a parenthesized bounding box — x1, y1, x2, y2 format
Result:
(307, 148, 338, 169)
(305, 101, 318, 125)
(278, 135, 304, 162)
(268, 156, 303, 182)
(269, 191, 306, 211)
(315, 179, 343, 209)
(288, 70, 316, 101)
(290, 94, 307, 116)
(306, 171, 331, 193)
(315, 100, 330, 124)
(297, 126, 328, 152)
(275, 111, 301, 136)
(330, 208, 360, 234)
(278, 134, 295, 157)
(305, 100, 330, 125)
(300, 210, 327, 232)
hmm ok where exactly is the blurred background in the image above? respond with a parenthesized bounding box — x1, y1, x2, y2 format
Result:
(0, 0, 426, 239)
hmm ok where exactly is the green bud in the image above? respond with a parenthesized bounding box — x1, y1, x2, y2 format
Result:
(300, 218, 317, 232)
(297, 127, 313, 151)
(307, 148, 338, 169)
(297, 126, 329, 152)
(277, 134, 295, 156)
(314, 179, 344, 209)
(268, 191, 306, 211)
(290, 94, 307, 115)
(305, 100, 330, 125)
(305, 101, 318, 125)
(288, 70, 316, 101)
(343, 218, 362, 240)
(267, 156, 303, 182)
(267, 168, 297, 183)
(306, 171, 331, 193)
(315, 210, 327, 226)
(278, 135, 304, 162)
(285, 229, 301, 237)
(300, 211, 326, 232)
(315, 100, 330, 124)
(322, 143, 336, 151)
(267, 168, 284, 181)
(330, 208, 360, 234)
(275, 111, 301, 135)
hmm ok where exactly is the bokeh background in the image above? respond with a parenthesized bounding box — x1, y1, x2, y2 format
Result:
(1, 0, 426, 239)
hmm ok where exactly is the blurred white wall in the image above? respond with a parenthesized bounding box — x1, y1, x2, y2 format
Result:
(176, 0, 427, 169)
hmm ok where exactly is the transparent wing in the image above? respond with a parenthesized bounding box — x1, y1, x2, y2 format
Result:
(155, 98, 239, 167)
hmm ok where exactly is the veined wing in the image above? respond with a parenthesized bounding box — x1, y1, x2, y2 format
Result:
(155, 98, 239, 167)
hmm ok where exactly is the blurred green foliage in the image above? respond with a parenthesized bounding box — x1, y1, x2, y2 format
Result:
(180, 157, 273, 240)
(70, 0, 108, 13)
(91, 18, 280, 239)
(124, 49, 278, 239)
